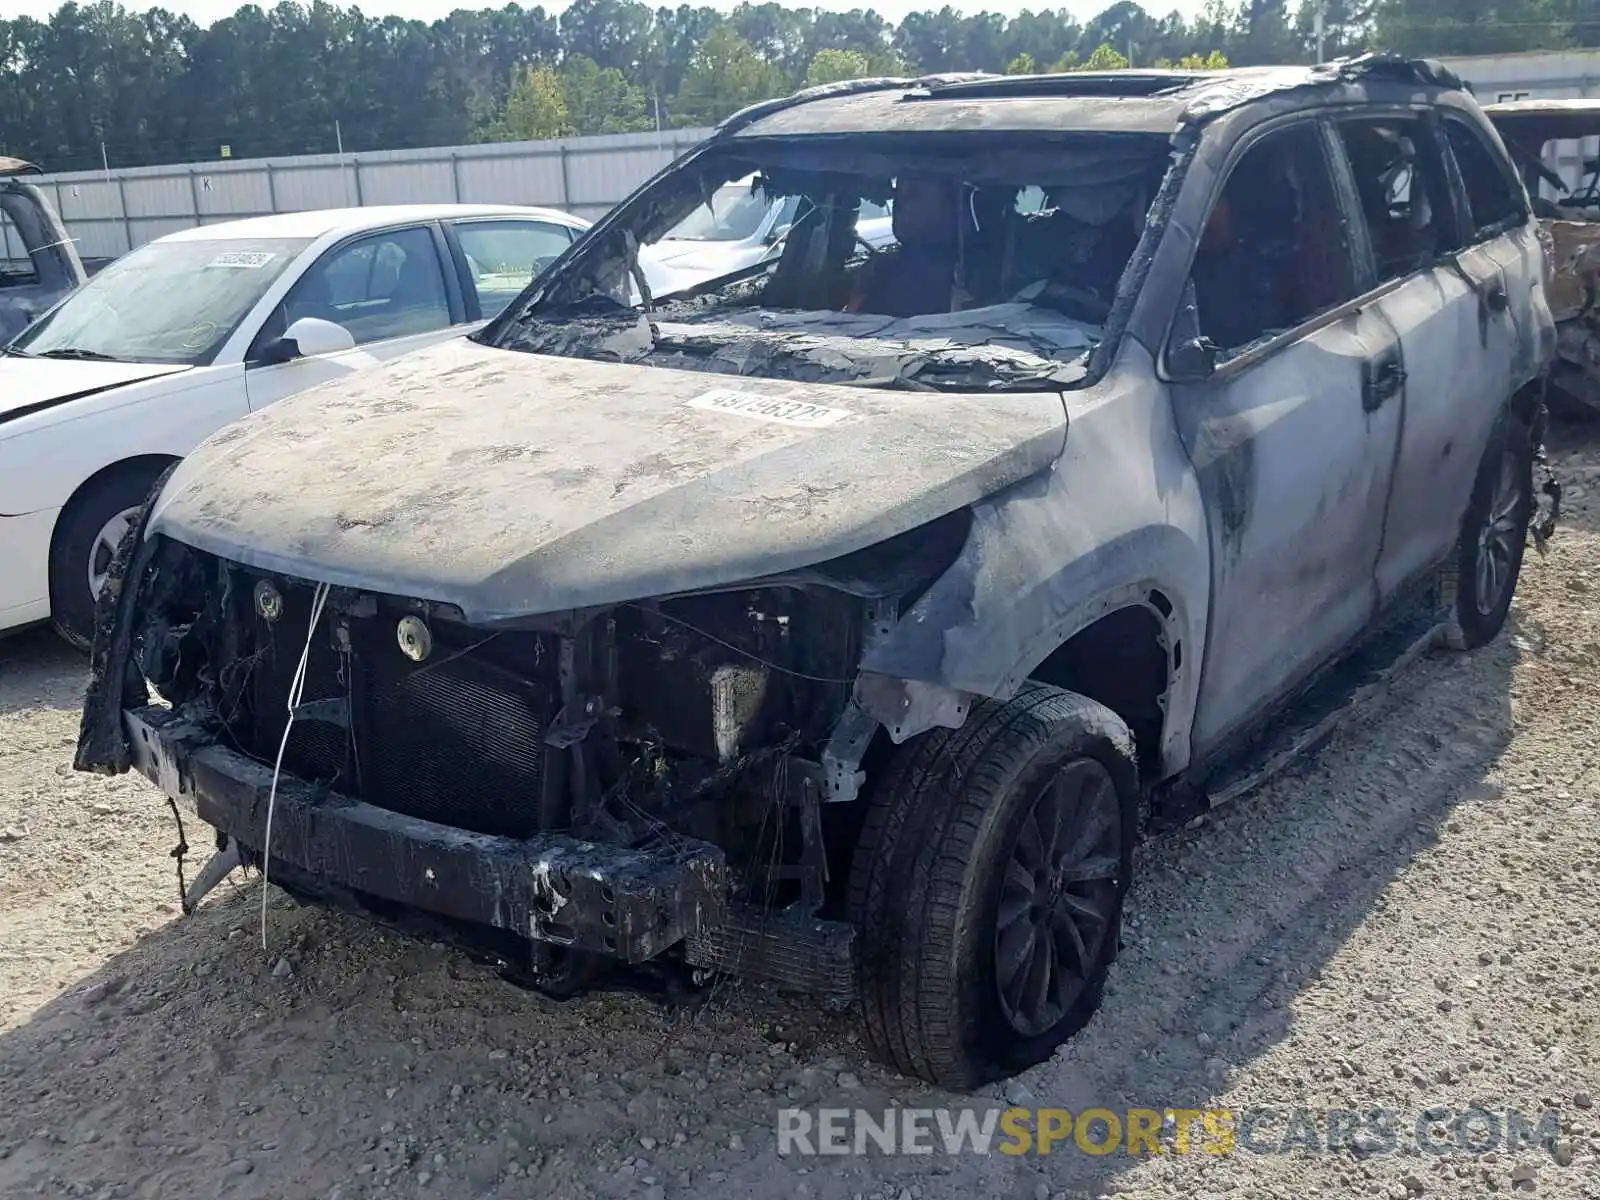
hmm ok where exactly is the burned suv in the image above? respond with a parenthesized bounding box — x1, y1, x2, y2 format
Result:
(79, 57, 1556, 1088)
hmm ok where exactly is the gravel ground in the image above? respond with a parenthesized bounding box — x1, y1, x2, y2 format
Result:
(2, 431, 1598, 1200)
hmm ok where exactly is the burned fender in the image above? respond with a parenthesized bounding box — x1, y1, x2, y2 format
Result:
(854, 467, 1207, 775)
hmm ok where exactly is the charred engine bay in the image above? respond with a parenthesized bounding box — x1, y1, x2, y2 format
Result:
(114, 531, 958, 919)
(496, 298, 1099, 392)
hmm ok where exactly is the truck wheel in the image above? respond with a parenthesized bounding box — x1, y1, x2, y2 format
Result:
(849, 683, 1139, 1088)
(49, 462, 169, 651)
(1442, 415, 1533, 651)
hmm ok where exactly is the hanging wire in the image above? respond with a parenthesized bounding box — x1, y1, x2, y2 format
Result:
(260, 580, 331, 951)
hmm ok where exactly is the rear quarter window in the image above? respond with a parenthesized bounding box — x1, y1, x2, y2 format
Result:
(1445, 118, 1527, 236)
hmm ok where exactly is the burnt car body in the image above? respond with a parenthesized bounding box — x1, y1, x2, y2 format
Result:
(1486, 99, 1600, 414)
(0, 158, 88, 343)
(79, 57, 1556, 1088)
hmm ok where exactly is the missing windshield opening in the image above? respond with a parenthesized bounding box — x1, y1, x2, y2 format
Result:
(493, 134, 1172, 393)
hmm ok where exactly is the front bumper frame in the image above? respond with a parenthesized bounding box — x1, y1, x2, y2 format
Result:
(123, 705, 728, 963)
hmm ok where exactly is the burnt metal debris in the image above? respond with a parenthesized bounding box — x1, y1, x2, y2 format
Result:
(1487, 100, 1600, 418)
(499, 301, 1099, 392)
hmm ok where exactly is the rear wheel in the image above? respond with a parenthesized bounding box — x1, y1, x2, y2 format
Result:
(849, 683, 1139, 1088)
(1442, 416, 1533, 651)
(50, 462, 170, 651)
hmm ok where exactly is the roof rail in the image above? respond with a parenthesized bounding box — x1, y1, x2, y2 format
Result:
(914, 70, 1205, 101)
(714, 72, 990, 138)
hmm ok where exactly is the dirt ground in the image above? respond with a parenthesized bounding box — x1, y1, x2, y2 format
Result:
(2, 432, 1598, 1200)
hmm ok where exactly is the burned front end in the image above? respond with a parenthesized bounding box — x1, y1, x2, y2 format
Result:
(77, 511, 968, 1001)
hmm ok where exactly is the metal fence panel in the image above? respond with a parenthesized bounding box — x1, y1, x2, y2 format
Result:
(197, 168, 272, 216)
(33, 127, 714, 260)
(357, 159, 457, 206)
(269, 163, 359, 213)
(456, 151, 567, 207)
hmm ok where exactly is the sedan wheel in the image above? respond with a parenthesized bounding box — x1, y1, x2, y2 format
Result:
(88, 507, 139, 600)
(49, 462, 171, 651)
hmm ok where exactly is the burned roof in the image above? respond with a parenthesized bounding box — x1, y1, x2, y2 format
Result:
(720, 54, 1466, 142)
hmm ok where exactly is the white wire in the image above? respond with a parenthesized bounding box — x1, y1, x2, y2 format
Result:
(260, 580, 331, 951)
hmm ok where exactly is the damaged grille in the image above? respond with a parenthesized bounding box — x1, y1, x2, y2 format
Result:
(356, 633, 551, 839)
(239, 581, 558, 839)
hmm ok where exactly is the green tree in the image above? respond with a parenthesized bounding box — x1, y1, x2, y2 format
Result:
(5, 0, 1600, 174)
(489, 63, 571, 140)
(673, 23, 786, 126)
(1004, 52, 1038, 74)
(804, 46, 869, 86)
(559, 54, 653, 135)
(1372, 0, 1570, 57)
(1078, 42, 1132, 70)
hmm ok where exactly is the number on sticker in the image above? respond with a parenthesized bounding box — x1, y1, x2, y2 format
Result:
(686, 389, 853, 428)
(205, 251, 277, 269)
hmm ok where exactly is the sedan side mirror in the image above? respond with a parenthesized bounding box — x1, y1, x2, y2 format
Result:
(1168, 335, 1220, 382)
(258, 316, 355, 364)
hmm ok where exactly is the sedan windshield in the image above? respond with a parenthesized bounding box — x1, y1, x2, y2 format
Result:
(12, 237, 310, 365)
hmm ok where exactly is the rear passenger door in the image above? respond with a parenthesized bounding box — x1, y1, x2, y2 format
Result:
(447, 218, 578, 319)
(1169, 119, 1405, 756)
(1330, 113, 1520, 603)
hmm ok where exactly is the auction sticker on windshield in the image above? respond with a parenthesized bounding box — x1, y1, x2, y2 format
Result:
(687, 389, 853, 428)
(204, 251, 277, 269)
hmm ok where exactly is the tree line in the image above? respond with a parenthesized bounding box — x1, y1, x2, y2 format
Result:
(0, 0, 1593, 172)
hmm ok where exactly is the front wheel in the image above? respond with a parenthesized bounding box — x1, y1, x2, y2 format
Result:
(49, 463, 169, 651)
(849, 684, 1140, 1088)
(1443, 416, 1533, 651)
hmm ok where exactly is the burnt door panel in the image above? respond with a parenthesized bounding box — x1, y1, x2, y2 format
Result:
(1375, 241, 1527, 601)
(1176, 305, 1403, 757)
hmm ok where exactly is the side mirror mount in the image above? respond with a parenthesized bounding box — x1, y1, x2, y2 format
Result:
(1168, 335, 1220, 382)
(259, 316, 355, 364)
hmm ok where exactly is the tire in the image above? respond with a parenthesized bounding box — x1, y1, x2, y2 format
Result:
(1441, 414, 1533, 651)
(849, 683, 1140, 1088)
(49, 462, 170, 651)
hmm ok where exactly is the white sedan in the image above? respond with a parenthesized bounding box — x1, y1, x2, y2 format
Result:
(639, 174, 896, 296)
(0, 203, 588, 647)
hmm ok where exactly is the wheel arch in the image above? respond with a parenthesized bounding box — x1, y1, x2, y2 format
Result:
(1022, 591, 1182, 781)
(49, 453, 180, 568)
(854, 527, 1207, 782)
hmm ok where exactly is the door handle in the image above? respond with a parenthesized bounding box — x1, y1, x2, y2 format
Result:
(1485, 282, 1510, 313)
(1363, 357, 1406, 412)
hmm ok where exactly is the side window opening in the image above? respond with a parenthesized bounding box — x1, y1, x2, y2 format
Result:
(456, 220, 580, 318)
(1444, 118, 1526, 235)
(255, 226, 450, 356)
(1335, 117, 1458, 281)
(1185, 122, 1358, 355)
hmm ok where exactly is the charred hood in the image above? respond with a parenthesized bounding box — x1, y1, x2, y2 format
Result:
(147, 339, 1069, 621)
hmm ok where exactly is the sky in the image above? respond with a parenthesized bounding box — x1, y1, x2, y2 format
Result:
(0, 0, 1211, 28)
